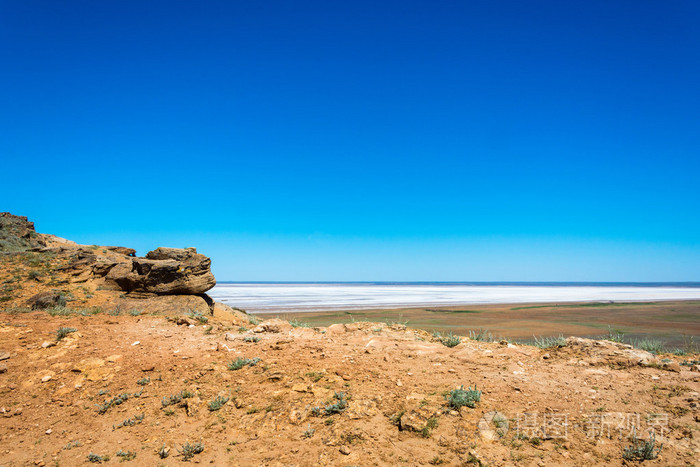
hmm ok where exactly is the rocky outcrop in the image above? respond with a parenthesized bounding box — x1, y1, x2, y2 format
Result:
(103, 247, 216, 294)
(0, 213, 44, 251)
(1, 213, 216, 297)
(0, 212, 77, 251)
(105, 246, 136, 256)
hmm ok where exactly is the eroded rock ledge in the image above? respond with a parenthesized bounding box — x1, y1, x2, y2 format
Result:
(1, 212, 219, 315)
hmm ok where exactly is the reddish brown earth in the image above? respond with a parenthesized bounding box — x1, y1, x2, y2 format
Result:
(1, 310, 699, 466)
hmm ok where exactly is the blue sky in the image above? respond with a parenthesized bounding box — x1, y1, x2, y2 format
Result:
(1, 1, 699, 281)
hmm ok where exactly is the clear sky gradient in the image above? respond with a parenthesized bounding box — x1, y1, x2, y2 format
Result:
(1, 1, 699, 281)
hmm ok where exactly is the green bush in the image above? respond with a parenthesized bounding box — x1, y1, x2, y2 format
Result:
(87, 453, 109, 463)
(179, 442, 204, 461)
(623, 430, 662, 461)
(227, 357, 261, 371)
(469, 329, 494, 342)
(55, 326, 77, 341)
(161, 390, 194, 408)
(289, 319, 310, 328)
(532, 335, 566, 349)
(446, 385, 481, 409)
(441, 332, 461, 348)
(634, 339, 666, 355)
(116, 450, 136, 461)
(186, 310, 209, 323)
(97, 392, 130, 414)
(208, 395, 229, 411)
(600, 325, 625, 343)
(324, 392, 348, 415)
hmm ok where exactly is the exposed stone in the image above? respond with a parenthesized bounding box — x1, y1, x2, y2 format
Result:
(0, 363, 7, 373)
(26, 290, 65, 310)
(41, 341, 55, 349)
(0, 212, 44, 251)
(267, 371, 286, 382)
(105, 246, 136, 256)
(104, 247, 216, 294)
(565, 337, 656, 366)
(326, 323, 346, 335)
(0, 352, 10, 361)
(399, 405, 438, 433)
(185, 397, 201, 417)
(254, 319, 292, 334)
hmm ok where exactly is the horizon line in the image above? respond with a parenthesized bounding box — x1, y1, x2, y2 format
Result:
(215, 281, 700, 286)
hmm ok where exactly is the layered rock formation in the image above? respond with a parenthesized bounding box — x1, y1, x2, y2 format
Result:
(0, 213, 218, 314)
(97, 247, 216, 295)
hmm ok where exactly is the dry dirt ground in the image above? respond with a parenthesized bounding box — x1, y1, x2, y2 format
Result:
(1, 310, 699, 466)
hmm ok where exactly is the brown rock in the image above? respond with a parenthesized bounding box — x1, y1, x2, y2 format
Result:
(253, 319, 292, 334)
(400, 405, 438, 433)
(326, 323, 346, 335)
(0, 212, 45, 251)
(26, 290, 65, 310)
(0, 363, 7, 373)
(185, 397, 201, 417)
(339, 446, 351, 455)
(104, 247, 216, 294)
(105, 246, 136, 256)
(267, 371, 286, 382)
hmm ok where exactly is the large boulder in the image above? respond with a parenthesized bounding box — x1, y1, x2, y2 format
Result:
(104, 247, 216, 294)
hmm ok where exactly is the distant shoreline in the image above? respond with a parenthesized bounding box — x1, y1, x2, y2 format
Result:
(217, 281, 700, 287)
(210, 282, 700, 314)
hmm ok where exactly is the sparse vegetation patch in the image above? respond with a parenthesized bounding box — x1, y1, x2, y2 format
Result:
(532, 335, 566, 349)
(208, 395, 229, 411)
(179, 442, 204, 461)
(446, 385, 481, 409)
(227, 357, 261, 371)
(623, 431, 662, 461)
(55, 326, 77, 341)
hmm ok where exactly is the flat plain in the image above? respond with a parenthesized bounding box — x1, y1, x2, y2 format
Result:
(258, 300, 700, 348)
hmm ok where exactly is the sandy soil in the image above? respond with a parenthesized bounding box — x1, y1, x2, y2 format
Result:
(1, 310, 698, 466)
